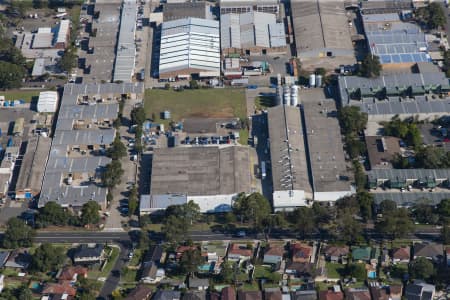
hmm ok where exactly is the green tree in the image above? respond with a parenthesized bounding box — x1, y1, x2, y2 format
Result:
(30, 243, 66, 272)
(347, 263, 367, 281)
(292, 207, 316, 238)
(335, 213, 362, 244)
(80, 201, 101, 225)
(37, 201, 71, 226)
(353, 161, 367, 192)
(359, 54, 382, 78)
(338, 106, 368, 135)
(409, 257, 435, 280)
(437, 199, 450, 223)
(58, 47, 77, 73)
(189, 79, 199, 89)
(137, 230, 150, 250)
(0, 61, 25, 89)
(162, 215, 187, 244)
(412, 203, 439, 224)
(16, 286, 32, 300)
(378, 199, 397, 214)
(107, 134, 127, 160)
(180, 248, 203, 275)
(357, 192, 373, 221)
(415, 146, 449, 169)
(131, 107, 146, 126)
(128, 185, 138, 217)
(233, 192, 271, 232)
(219, 261, 234, 283)
(2, 218, 35, 249)
(166, 200, 200, 226)
(416, 3, 446, 29)
(376, 208, 414, 239)
(32, 0, 44, 8)
(102, 160, 124, 189)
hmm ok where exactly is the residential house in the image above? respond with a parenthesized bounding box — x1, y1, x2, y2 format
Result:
(344, 288, 371, 300)
(291, 290, 317, 300)
(285, 262, 315, 279)
(263, 245, 284, 265)
(73, 244, 105, 265)
(42, 282, 77, 299)
(4, 249, 31, 270)
(351, 247, 371, 263)
(388, 285, 402, 300)
(228, 243, 253, 262)
(265, 288, 282, 300)
(369, 282, 389, 300)
(319, 286, 344, 300)
(221, 286, 236, 300)
(140, 261, 165, 284)
(152, 290, 181, 300)
(405, 282, 435, 300)
(56, 266, 88, 283)
(201, 242, 228, 264)
(238, 290, 262, 300)
(182, 291, 206, 300)
(392, 247, 410, 264)
(323, 246, 349, 263)
(209, 291, 221, 300)
(145, 245, 164, 265)
(125, 285, 152, 300)
(413, 243, 444, 262)
(188, 277, 209, 291)
(176, 246, 197, 261)
(0, 251, 10, 268)
(291, 243, 312, 263)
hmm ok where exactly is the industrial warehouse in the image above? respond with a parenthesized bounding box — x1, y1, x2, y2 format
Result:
(144, 146, 251, 213)
(158, 18, 221, 80)
(39, 83, 144, 210)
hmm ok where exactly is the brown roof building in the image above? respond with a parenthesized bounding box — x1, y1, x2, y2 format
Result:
(264, 288, 282, 300)
(323, 245, 349, 263)
(57, 266, 88, 282)
(291, 243, 312, 263)
(344, 289, 371, 300)
(42, 282, 77, 298)
(365, 136, 401, 170)
(222, 287, 236, 300)
(125, 285, 152, 300)
(238, 291, 262, 300)
(319, 289, 344, 300)
(392, 247, 410, 263)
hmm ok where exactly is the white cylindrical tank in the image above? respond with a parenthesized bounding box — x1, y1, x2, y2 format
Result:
(277, 73, 282, 86)
(283, 85, 290, 105)
(316, 74, 323, 87)
(290, 85, 298, 106)
(309, 74, 316, 87)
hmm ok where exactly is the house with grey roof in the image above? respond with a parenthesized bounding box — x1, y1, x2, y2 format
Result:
(413, 243, 444, 262)
(153, 290, 181, 300)
(405, 282, 435, 300)
(188, 277, 209, 291)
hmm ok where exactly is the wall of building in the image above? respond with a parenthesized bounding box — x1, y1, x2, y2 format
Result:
(272, 190, 313, 211)
(188, 193, 239, 213)
(313, 190, 355, 203)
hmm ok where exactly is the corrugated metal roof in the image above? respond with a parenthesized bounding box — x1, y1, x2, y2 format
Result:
(56, 20, 70, 44)
(113, 0, 137, 82)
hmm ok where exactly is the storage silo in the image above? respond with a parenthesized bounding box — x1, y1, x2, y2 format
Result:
(309, 74, 316, 87)
(283, 85, 291, 105)
(316, 74, 323, 87)
(290, 85, 298, 106)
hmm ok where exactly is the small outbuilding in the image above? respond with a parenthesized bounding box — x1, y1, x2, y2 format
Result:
(37, 91, 59, 113)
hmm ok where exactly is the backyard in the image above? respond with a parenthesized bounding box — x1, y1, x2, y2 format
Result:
(144, 88, 247, 127)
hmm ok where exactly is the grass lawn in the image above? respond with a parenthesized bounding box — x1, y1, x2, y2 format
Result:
(121, 267, 138, 283)
(88, 247, 120, 279)
(0, 90, 41, 102)
(239, 129, 249, 146)
(254, 266, 272, 279)
(129, 249, 143, 267)
(325, 262, 345, 279)
(239, 282, 260, 291)
(315, 281, 332, 291)
(144, 88, 247, 127)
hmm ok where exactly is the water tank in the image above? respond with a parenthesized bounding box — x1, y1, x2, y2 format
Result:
(277, 73, 282, 86)
(316, 74, 323, 87)
(309, 74, 316, 87)
(290, 85, 298, 106)
(3, 101, 8, 107)
(283, 85, 290, 105)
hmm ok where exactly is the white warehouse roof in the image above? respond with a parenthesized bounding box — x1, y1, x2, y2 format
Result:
(56, 20, 70, 44)
(37, 91, 59, 113)
(159, 17, 220, 76)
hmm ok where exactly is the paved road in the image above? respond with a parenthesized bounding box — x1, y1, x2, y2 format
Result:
(35, 231, 130, 243)
(98, 241, 131, 300)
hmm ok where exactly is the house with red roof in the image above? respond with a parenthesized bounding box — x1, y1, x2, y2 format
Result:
(392, 247, 410, 264)
(42, 282, 76, 299)
(56, 265, 88, 283)
(291, 243, 312, 263)
(319, 286, 344, 300)
(228, 243, 253, 262)
(323, 245, 349, 264)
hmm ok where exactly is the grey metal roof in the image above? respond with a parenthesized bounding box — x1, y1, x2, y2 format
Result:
(267, 106, 312, 193)
(302, 94, 353, 193)
(220, 11, 285, 50)
(150, 146, 250, 196)
(372, 192, 450, 207)
(113, 0, 137, 82)
(368, 169, 450, 181)
(52, 129, 115, 146)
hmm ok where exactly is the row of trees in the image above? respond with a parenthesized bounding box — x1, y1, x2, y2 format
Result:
(383, 116, 422, 149)
(416, 2, 446, 29)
